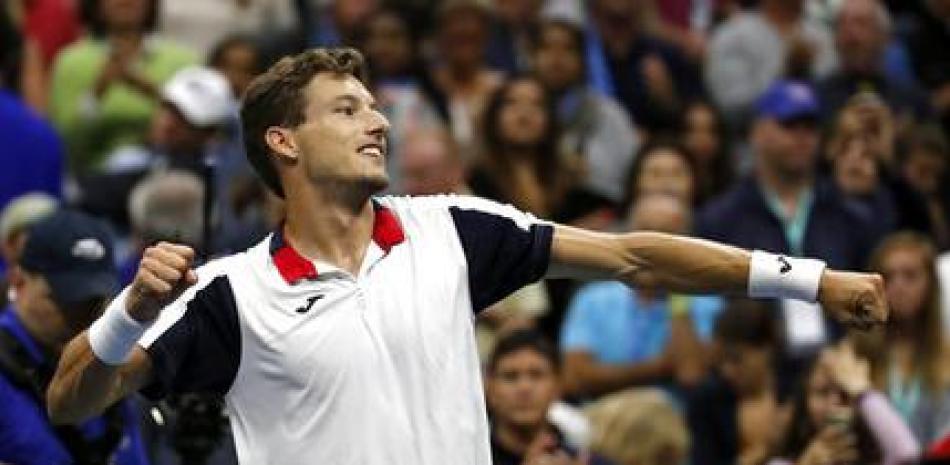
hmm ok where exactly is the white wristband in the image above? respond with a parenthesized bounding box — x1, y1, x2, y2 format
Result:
(88, 288, 152, 365)
(748, 250, 826, 302)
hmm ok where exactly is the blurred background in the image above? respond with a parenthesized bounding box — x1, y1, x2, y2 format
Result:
(2, 0, 950, 464)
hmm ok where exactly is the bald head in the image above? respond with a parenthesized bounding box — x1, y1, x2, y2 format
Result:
(836, 0, 890, 74)
(399, 127, 464, 196)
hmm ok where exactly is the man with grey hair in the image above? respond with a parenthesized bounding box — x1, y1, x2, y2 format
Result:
(816, 0, 931, 124)
(119, 172, 206, 286)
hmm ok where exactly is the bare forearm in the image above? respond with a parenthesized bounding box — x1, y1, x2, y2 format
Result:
(47, 331, 146, 424)
(550, 228, 749, 294)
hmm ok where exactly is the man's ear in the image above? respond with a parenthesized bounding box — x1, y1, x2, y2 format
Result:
(264, 126, 299, 164)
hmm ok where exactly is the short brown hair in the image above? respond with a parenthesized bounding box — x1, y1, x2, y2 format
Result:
(241, 48, 368, 198)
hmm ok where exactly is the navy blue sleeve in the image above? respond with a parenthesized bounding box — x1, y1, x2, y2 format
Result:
(140, 275, 241, 400)
(449, 206, 554, 313)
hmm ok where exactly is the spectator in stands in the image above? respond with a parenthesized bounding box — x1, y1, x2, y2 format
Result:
(697, 80, 873, 271)
(398, 127, 468, 196)
(687, 299, 785, 465)
(359, 7, 445, 192)
(49, 0, 197, 175)
(904, 0, 950, 133)
(899, 124, 950, 250)
(469, 75, 581, 221)
(816, 0, 931, 126)
(160, 0, 296, 59)
(623, 140, 697, 212)
(119, 171, 205, 285)
(432, 1, 503, 155)
(531, 18, 639, 214)
(485, 0, 543, 74)
(0, 193, 58, 308)
(825, 94, 931, 243)
(584, 0, 702, 133)
(208, 34, 262, 99)
(770, 343, 920, 465)
(853, 232, 950, 447)
(586, 388, 690, 465)
(2, 0, 75, 112)
(560, 194, 723, 399)
(680, 100, 735, 206)
(705, 0, 836, 130)
(308, 0, 378, 48)
(0, 210, 147, 465)
(0, 28, 63, 215)
(79, 66, 234, 233)
(486, 329, 604, 465)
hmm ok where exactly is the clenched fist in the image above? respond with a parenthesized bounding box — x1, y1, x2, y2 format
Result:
(126, 242, 198, 322)
(818, 270, 888, 330)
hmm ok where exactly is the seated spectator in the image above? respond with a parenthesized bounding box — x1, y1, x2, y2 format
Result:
(308, 0, 378, 48)
(485, 0, 543, 74)
(697, 80, 873, 271)
(852, 232, 950, 447)
(432, 1, 504, 155)
(770, 343, 920, 465)
(78, 66, 234, 233)
(584, 0, 702, 133)
(208, 34, 262, 100)
(398, 127, 469, 196)
(816, 0, 931, 127)
(486, 329, 607, 465)
(469, 75, 582, 222)
(531, 18, 639, 212)
(0, 193, 58, 307)
(49, 0, 197, 175)
(120, 171, 205, 286)
(359, 7, 445, 192)
(899, 124, 950, 250)
(586, 388, 690, 465)
(623, 140, 697, 212)
(687, 299, 786, 465)
(160, 0, 296, 59)
(904, 0, 950, 133)
(825, 93, 931, 244)
(0, 210, 147, 465)
(705, 0, 836, 130)
(680, 100, 735, 207)
(560, 194, 723, 399)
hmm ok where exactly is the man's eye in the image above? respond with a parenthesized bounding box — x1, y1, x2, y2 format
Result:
(336, 107, 355, 116)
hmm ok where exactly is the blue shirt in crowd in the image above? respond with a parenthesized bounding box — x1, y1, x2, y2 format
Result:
(560, 281, 723, 365)
(0, 309, 149, 465)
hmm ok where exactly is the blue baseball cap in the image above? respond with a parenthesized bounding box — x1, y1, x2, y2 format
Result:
(756, 80, 820, 122)
(19, 210, 117, 305)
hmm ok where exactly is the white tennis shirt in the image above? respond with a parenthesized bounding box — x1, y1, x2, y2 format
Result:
(131, 195, 554, 465)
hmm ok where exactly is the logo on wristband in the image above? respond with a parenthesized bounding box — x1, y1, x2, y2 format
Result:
(778, 256, 792, 274)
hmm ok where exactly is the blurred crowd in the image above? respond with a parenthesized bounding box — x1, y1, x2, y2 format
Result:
(2, 0, 950, 464)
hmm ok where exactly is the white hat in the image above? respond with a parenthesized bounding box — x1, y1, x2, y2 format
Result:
(162, 66, 235, 128)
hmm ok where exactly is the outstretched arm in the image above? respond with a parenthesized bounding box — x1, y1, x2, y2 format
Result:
(547, 225, 887, 327)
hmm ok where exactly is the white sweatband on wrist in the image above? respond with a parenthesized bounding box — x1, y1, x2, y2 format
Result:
(88, 288, 152, 365)
(748, 250, 827, 302)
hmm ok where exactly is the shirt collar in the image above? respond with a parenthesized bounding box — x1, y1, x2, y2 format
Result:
(0, 308, 46, 365)
(269, 200, 405, 285)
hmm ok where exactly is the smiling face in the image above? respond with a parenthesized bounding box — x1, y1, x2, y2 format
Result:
(273, 72, 391, 193)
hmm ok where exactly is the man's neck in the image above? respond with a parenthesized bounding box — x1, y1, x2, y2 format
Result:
(283, 182, 377, 276)
(494, 421, 544, 456)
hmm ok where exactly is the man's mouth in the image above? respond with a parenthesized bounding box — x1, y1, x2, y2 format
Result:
(358, 143, 385, 158)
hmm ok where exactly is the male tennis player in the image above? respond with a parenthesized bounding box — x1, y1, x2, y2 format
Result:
(47, 48, 885, 465)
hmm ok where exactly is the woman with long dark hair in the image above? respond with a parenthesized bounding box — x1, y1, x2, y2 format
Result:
(469, 75, 580, 221)
(771, 344, 919, 465)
